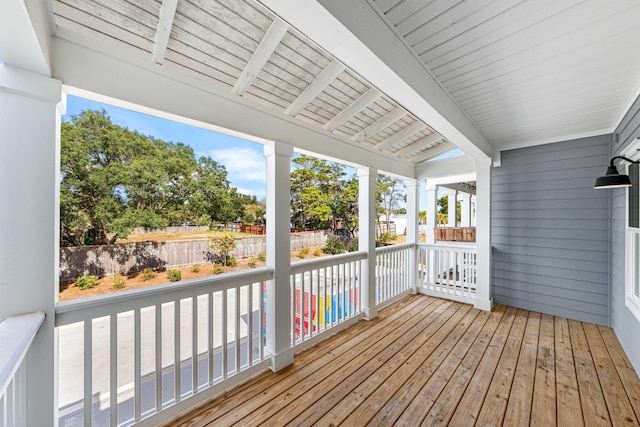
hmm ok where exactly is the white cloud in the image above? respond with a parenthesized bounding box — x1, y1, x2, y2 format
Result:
(208, 147, 266, 183)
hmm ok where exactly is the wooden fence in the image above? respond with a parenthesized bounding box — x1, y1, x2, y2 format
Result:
(59, 231, 328, 282)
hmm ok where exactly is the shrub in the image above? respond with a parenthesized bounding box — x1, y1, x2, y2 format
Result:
(298, 247, 310, 259)
(248, 260, 257, 268)
(111, 275, 126, 289)
(348, 240, 359, 252)
(313, 248, 323, 257)
(167, 269, 181, 282)
(76, 274, 99, 290)
(323, 238, 346, 255)
(204, 234, 237, 266)
(191, 264, 201, 273)
(140, 268, 157, 281)
(214, 265, 224, 274)
(257, 252, 266, 262)
(227, 256, 237, 267)
(378, 233, 397, 244)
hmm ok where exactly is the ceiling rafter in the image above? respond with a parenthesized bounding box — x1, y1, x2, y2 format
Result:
(323, 87, 381, 131)
(284, 59, 345, 117)
(233, 17, 289, 96)
(352, 107, 406, 142)
(152, 0, 179, 64)
(393, 133, 443, 159)
(375, 121, 426, 151)
(409, 142, 456, 163)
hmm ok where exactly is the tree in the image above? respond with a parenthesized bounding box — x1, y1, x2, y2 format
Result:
(377, 175, 405, 234)
(61, 109, 252, 245)
(437, 194, 461, 225)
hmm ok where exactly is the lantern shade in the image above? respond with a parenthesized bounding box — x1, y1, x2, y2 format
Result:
(594, 165, 633, 189)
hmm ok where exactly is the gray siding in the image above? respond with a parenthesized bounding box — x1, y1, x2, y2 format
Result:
(492, 135, 611, 325)
(611, 95, 640, 373)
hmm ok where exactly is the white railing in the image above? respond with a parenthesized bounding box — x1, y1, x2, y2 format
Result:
(290, 252, 366, 346)
(55, 268, 272, 427)
(0, 311, 45, 427)
(417, 244, 477, 303)
(375, 243, 413, 305)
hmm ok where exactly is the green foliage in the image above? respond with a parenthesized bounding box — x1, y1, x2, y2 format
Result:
(248, 259, 257, 268)
(377, 175, 405, 234)
(76, 274, 99, 290)
(191, 264, 201, 273)
(378, 233, 397, 244)
(205, 234, 237, 266)
(313, 248, 323, 257)
(257, 252, 266, 262)
(167, 269, 182, 282)
(298, 247, 310, 258)
(322, 238, 346, 255)
(60, 109, 252, 246)
(139, 268, 157, 281)
(111, 275, 126, 289)
(227, 256, 237, 267)
(213, 265, 225, 274)
(437, 195, 461, 224)
(348, 240, 359, 252)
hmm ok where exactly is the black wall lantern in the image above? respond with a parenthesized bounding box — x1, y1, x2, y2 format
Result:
(594, 156, 640, 189)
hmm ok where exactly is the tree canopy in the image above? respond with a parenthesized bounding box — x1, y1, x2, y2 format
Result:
(61, 109, 254, 246)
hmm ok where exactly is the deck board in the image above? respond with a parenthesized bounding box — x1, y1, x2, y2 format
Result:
(169, 295, 640, 427)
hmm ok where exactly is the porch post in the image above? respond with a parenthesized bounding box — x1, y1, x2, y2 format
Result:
(0, 65, 62, 426)
(358, 166, 377, 320)
(474, 157, 493, 311)
(425, 181, 437, 244)
(264, 141, 294, 371)
(445, 188, 458, 227)
(471, 195, 477, 227)
(459, 192, 471, 227)
(405, 179, 419, 294)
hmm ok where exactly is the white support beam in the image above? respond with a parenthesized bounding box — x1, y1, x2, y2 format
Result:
(323, 87, 380, 131)
(375, 121, 426, 151)
(52, 37, 415, 178)
(352, 107, 406, 142)
(259, 0, 495, 159)
(459, 192, 471, 227)
(264, 141, 294, 371)
(358, 166, 378, 320)
(416, 155, 476, 179)
(285, 59, 345, 117)
(444, 188, 457, 228)
(474, 157, 493, 312)
(425, 181, 438, 244)
(233, 18, 289, 96)
(393, 133, 444, 159)
(152, 0, 179, 64)
(408, 141, 456, 163)
(405, 179, 419, 294)
(0, 0, 52, 75)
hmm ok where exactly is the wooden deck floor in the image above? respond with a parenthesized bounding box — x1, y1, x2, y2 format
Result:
(170, 295, 640, 426)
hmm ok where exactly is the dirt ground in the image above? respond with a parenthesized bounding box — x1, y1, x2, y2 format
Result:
(115, 229, 246, 243)
(59, 247, 329, 302)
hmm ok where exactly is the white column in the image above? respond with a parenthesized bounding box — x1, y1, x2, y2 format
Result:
(0, 65, 62, 427)
(474, 157, 493, 311)
(358, 166, 377, 320)
(264, 141, 294, 371)
(459, 192, 471, 227)
(405, 179, 419, 294)
(471, 195, 477, 227)
(445, 188, 458, 227)
(425, 181, 437, 244)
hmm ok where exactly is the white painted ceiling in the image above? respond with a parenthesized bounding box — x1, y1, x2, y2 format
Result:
(33, 0, 640, 162)
(368, 0, 640, 149)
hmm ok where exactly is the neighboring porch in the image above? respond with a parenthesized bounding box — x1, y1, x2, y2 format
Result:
(172, 294, 640, 426)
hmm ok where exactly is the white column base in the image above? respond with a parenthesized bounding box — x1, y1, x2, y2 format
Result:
(474, 297, 493, 312)
(363, 307, 378, 321)
(269, 347, 295, 372)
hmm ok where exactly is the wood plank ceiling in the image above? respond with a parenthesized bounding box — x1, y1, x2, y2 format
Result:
(50, 0, 455, 165)
(370, 0, 640, 148)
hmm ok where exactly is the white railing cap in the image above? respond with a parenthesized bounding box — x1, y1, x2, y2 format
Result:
(0, 311, 45, 397)
(290, 251, 367, 275)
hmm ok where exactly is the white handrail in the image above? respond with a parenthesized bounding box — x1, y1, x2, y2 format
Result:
(0, 312, 45, 397)
(290, 251, 366, 275)
(55, 267, 273, 326)
(375, 242, 414, 253)
(418, 242, 476, 252)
